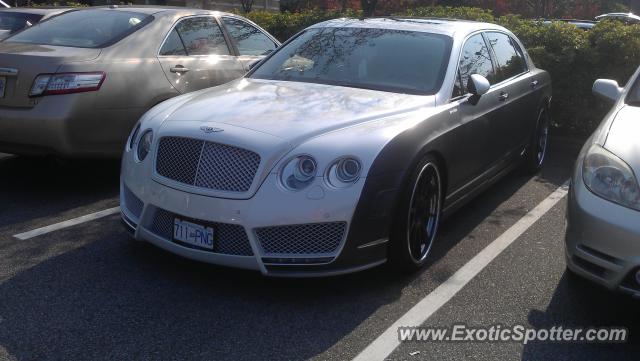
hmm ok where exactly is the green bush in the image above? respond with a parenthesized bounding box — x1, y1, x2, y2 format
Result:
(243, 6, 640, 136)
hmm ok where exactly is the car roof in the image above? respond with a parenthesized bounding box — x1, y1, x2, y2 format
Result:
(61, 5, 235, 17)
(0, 7, 72, 15)
(311, 17, 508, 37)
(596, 12, 640, 21)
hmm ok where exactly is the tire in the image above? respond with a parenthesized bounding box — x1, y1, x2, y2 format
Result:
(522, 108, 550, 174)
(389, 155, 443, 272)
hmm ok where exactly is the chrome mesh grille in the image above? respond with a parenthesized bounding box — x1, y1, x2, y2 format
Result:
(255, 222, 347, 256)
(123, 184, 143, 219)
(150, 208, 253, 256)
(155, 136, 260, 193)
(156, 137, 202, 185)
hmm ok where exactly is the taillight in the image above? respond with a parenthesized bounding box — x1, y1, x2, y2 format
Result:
(29, 72, 106, 97)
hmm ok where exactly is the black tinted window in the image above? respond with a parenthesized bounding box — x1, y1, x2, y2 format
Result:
(6, 10, 151, 48)
(251, 28, 452, 95)
(0, 12, 43, 32)
(485, 32, 526, 82)
(175, 17, 229, 56)
(457, 34, 495, 95)
(222, 17, 276, 56)
(160, 28, 187, 56)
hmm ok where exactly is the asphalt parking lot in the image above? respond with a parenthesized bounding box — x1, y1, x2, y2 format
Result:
(0, 137, 638, 361)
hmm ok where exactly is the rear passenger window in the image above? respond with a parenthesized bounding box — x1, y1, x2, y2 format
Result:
(222, 17, 277, 56)
(455, 34, 495, 96)
(174, 17, 230, 56)
(159, 29, 187, 56)
(485, 32, 527, 83)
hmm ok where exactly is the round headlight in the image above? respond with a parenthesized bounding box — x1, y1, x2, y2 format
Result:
(281, 155, 317, 190)
(129, 123, 141, 150)
(137, 129, 153, 161)
(327, 157, 362, 188)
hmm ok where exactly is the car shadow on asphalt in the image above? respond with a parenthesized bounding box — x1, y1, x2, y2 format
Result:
(0, 156, 120, 229)
(0, 138, 583, 360)
(521, 272, 640, 360)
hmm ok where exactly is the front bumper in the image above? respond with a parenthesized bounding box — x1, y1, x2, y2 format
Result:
(0, 94, 142, 157)
(120, 158, 394, 276)
(565, 163, 640, 296)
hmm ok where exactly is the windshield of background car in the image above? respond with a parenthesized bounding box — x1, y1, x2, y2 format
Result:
(5, 10, 151, 48)
(0, 12, 43, 32)
(250, 27, 453, 95)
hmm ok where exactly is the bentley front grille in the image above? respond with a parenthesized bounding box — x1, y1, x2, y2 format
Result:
(155, 136, 260, 193)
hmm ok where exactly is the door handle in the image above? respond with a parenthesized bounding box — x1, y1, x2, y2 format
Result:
(530, 80, 539, 89)
(498, 92, 509, 101)
(170, 65, 190, 74)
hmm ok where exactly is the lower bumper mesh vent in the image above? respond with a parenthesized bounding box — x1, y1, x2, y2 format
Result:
(255, 222, 347, 256)
(151, 208, 253, 256)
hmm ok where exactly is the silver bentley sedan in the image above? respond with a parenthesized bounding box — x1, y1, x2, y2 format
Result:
(0, 6, 279, 157)
(121, 18, 552, 276)
(565, 68, 640, 296)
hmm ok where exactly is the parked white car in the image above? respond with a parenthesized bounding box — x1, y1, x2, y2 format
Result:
(565, 68, 640, 296)
(120, 18, 551, 276)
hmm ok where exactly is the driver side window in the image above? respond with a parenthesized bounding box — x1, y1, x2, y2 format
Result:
(453, 34, 495, 98)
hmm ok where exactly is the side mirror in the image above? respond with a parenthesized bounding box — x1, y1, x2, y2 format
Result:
(593, 79, 623, 102)
(468, 74, 490, 105)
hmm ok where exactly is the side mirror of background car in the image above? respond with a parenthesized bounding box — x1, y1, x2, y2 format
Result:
(593, 79, 623, 102)
(468, 74, 490, 105)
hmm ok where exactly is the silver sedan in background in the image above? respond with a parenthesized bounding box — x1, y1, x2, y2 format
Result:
(0, 6, 279, 157)
(565, 67, 640, 296)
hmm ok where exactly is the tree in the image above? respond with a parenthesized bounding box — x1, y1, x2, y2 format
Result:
(361, 0, 378, 16)
(240, 0, 256, 12)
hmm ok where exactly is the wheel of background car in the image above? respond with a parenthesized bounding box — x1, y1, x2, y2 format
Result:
(389, 155, 443, 272)
(522, 108, 550, 174)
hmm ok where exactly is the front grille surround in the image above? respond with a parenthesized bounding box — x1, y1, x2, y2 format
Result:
(155, 136, 261, 193)
(150, 208, 254, 256)
(255, 222, 348, 257)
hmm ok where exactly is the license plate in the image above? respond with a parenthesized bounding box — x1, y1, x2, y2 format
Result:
(0, 77, 5, 98)
(173, 218, 214, 250)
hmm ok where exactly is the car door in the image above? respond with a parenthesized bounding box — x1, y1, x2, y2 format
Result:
(483, 31, 534, 159)
(447, 33, 503, 192)
(157, 16, 245, 94)
(220, 16, 279, 71)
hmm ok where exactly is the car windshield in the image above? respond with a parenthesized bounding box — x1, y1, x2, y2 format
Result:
(5, 9, 151, 48)
(0, 12, 43, 32)
(250, 27, 453, 95)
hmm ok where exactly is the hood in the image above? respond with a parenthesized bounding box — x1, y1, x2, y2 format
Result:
(162, 78, 432, 144)
(604, 105, 640, 177)
(0, 30, 10, 40)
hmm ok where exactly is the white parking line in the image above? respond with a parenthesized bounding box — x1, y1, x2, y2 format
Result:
(353, 182, 569, 361)
(13, 207, 121, 240)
